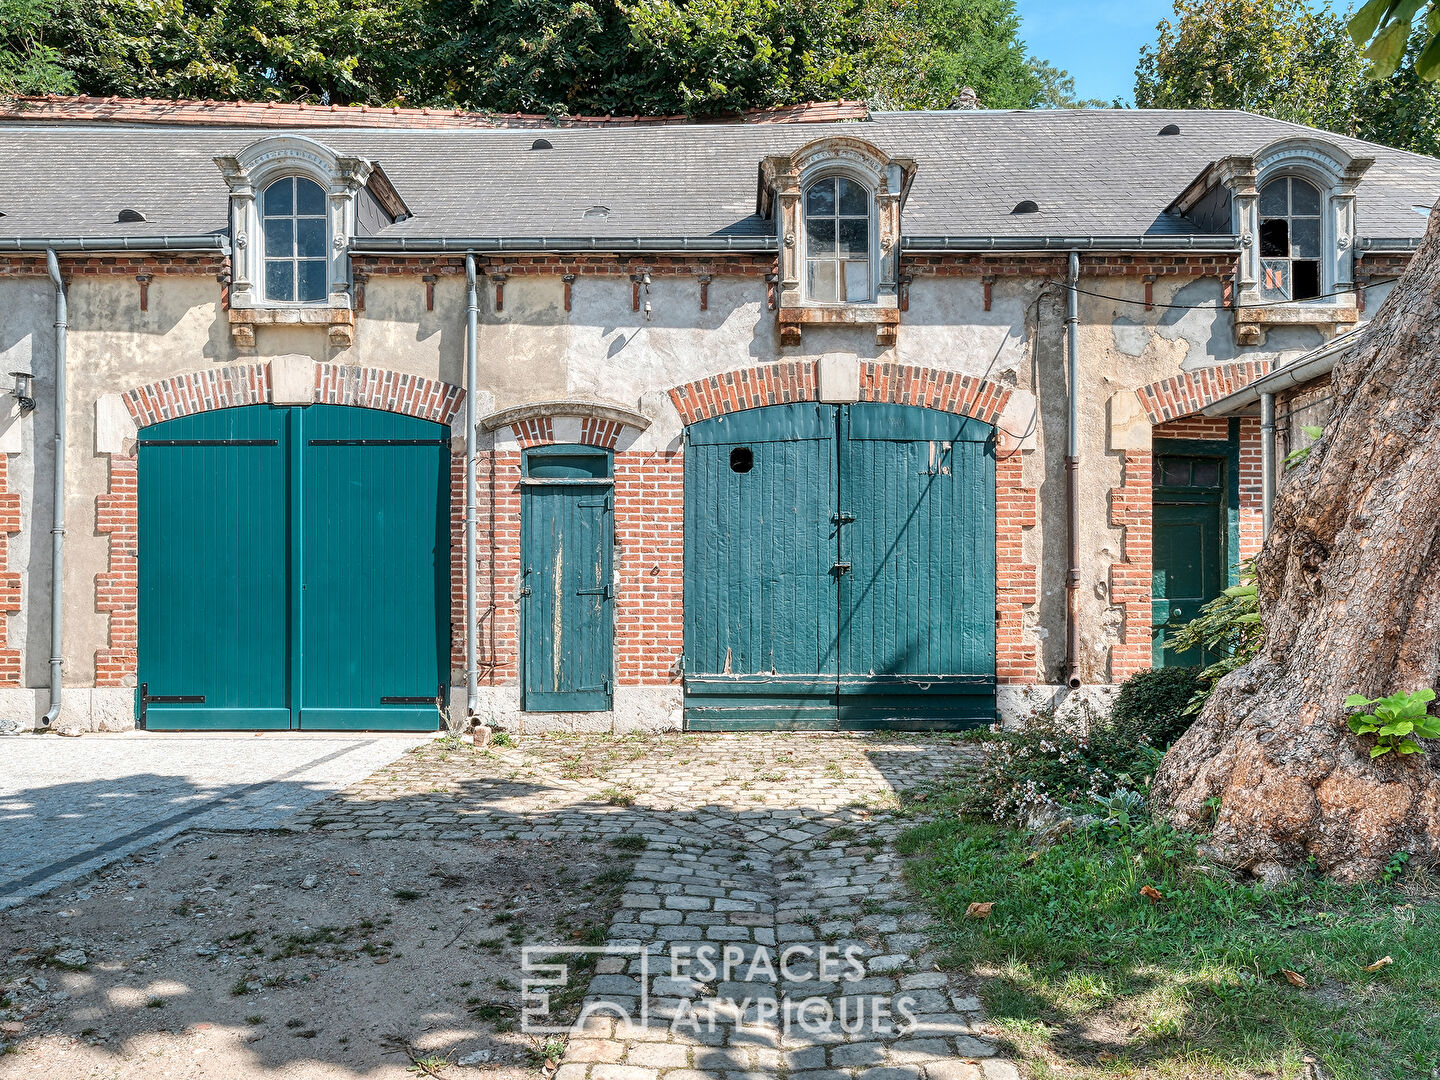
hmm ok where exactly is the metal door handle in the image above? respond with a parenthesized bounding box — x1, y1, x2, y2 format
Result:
(831, 562, 852, 576)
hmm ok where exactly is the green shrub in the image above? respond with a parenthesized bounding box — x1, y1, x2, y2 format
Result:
(1109, 666, 1202, 750)
(958, 705, 1163, 823)
(1165, 557, 1264, 712)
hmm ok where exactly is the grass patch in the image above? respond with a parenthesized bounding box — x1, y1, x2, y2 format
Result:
(900, 814, 1440, 1079)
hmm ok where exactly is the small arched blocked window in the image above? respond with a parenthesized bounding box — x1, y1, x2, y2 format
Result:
(262, 176, 329, 303)
(1259, 176, 1323, 301)
(804, 176, 871, 303)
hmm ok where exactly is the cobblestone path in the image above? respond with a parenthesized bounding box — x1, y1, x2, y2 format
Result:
(290, 733, 1012, 1080)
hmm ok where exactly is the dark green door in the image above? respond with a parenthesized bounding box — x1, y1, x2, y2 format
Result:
(521, 448, 615, 711)
(137, 404, 449, 731)
(683, 402, 996, 730)
(1152, 453, 1225, 667)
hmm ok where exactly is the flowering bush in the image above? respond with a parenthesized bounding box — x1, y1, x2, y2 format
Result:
(959, 702, 1168, 823)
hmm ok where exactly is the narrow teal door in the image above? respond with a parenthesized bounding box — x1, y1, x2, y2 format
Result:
(137, 404, 449, 730)
(683, 402, 996, 729)
(521, 447, 615, 711)
(301, 407, 450, 730)
(1152, 452, 1225, 667)
(137, 406, 292, 730)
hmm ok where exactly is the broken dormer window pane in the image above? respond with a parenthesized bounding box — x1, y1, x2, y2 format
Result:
(802, 176, 872, 305)
(1258, 176, 1323, 302)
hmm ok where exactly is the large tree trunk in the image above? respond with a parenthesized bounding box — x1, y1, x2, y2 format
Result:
(1152, 214, 1440, 883)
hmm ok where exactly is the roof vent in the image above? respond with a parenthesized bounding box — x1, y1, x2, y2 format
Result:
(118, 208, 148, 222)
(1158, 123, 1181, 136)
(1011, 199, 1040, 215)
(531, 138, 554, 150)
(582, 205, 611, 219)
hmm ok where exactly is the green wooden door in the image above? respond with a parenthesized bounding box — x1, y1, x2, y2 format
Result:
(521, 448, 615, 711)
(137, 405, 449, 730)
(138, 406, 292, 730)
(839, 405, 996, 724)
(1152, 453, 1225, 667)
(683, 402, 996, 729)
(683, 405, 840, 724)
(301, 407, 450, 730)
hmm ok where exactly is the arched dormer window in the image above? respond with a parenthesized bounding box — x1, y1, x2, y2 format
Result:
(759, 136, 915, 345)
(262, 176, 330, 304)
(804, 175, 873, 304)
(1259, 175, 1323, 301)
(214, 135, 374, 314)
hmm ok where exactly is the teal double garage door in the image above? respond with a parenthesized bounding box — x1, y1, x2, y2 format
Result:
(137, 404, 449, 731)
(684, 402, 997, 730)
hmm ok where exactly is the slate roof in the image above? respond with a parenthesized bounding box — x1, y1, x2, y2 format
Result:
(2, 105, 1438, 247)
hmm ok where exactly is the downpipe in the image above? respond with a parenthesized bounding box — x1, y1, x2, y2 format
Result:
(1260, 392, 1276, 540)
(43, 250, 67, 726)
(464, 254, 480, 723)
(1064, 250, 1082, 691)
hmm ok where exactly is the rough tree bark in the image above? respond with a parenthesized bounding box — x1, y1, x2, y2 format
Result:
(1152, 215, 1440, 883)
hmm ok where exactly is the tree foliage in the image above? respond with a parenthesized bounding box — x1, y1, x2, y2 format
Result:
(1, 0, 77, 95)
(14, 0, 1091, 116)
(1135, 0, 1440, 156)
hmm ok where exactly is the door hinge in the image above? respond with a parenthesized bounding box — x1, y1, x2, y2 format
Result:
(138, 682, 205, 729)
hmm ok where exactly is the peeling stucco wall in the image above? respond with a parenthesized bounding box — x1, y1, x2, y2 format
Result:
(0, 263, 1377, 729)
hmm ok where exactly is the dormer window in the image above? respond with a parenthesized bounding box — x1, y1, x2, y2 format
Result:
(262, 176, 329, 304)
(804, 176, 872, 304)
(1259, 176, 1323, 301)
(214, 135, 377, 314)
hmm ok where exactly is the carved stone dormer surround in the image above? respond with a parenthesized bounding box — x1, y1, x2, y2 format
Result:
(1212, 137, 1373, 345)
(761, 136, 916, 347)
(215, 134, 374, 348)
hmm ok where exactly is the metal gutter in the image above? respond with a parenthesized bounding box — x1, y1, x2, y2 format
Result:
(350, 236, 778, 255)
(42, 251, 66, 727)
(902, 235, 1241, 253)
(0, 236, 229, 253)
(1200, 327, 1370, 417)
(463, 255, 480, 725)
(352, 234, 1244, 257)
(1063, 250, 1082, 690)
(1357, 237, 1424, 253)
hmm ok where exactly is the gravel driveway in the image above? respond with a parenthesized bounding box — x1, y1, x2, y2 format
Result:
(0, 732, 429, 910)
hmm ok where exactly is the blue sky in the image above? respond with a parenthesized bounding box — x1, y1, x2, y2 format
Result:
(1014, 0, 1175, 105)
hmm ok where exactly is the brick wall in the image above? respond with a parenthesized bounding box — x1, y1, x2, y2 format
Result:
(1109, 393, 1268, 682)
(0, 454, 21, 686)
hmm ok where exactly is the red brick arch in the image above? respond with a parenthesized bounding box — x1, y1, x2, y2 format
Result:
(668, 361, 1013, 427)
(1134, 360, 1273, 425)
(122, 362, 464, 428)
(97, 363, 467, 691)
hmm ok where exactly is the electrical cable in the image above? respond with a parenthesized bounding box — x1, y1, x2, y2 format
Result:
(1042, 276, 1400, 312)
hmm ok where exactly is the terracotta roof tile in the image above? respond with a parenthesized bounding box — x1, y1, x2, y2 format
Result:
(0, 94, 869, 129)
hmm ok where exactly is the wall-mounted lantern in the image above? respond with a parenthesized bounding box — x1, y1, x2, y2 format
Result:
(10, 370, 34, 414)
